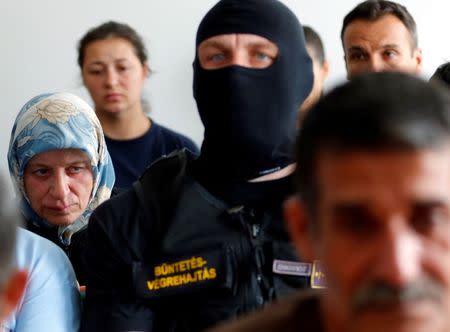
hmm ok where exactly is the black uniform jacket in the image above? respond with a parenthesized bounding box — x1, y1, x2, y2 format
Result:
(81, 151, 310, 332)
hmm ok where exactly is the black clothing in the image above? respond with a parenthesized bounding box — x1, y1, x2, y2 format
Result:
(106, 120, 199, 189)
(192, 0, 313, 181)
(208, 291, 323, 332)
(81, 151, 309, 332)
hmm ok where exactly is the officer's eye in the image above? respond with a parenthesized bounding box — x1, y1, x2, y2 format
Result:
(255, 52, 270, 61)
(209, 53, 226, 62)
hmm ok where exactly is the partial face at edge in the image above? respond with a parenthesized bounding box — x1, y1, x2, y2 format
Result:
(197, 33, 279, 70)
(343, 14, 422, 79)
(298, 45, 329, 117)
(23, 149, 94, 226)
(286, 147, 450, 332)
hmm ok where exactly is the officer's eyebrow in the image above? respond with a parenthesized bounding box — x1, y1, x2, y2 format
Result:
(199, 40, 231, 50)
(244, 41, 278, 51)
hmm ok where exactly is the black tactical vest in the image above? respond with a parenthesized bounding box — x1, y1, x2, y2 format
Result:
(132, 150, 310, 331)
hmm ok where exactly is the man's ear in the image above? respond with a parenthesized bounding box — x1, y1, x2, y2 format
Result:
(284, 195, 316, 262)
(413, 48, 423, 74)
(321, 59, 330, 81)
(0, 270, 28, 321)
(344, 54, 351, 80)
(143, 61, 151, 79)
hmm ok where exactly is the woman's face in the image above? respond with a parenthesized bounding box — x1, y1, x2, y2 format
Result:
(82, 37, 148, 116)
(23, 149, 94, 226)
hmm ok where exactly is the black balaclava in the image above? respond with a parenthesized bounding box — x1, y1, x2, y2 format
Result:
(192, 0, 313, 183)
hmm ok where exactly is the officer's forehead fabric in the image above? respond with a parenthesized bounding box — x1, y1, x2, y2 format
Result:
(196, 0, 303, 47)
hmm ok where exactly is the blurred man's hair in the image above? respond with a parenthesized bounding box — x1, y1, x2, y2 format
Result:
(303, 26, 326, 65)
(296, 72, 450, 212)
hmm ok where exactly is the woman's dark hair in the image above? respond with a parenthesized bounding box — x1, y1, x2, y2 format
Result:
(77, 21, 148, 68)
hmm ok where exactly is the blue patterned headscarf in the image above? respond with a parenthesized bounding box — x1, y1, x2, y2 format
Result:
(8, 92, 115, 245)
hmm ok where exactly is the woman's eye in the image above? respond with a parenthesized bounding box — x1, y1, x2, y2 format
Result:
(32, 169, 49, 176)
(68, 166, 83, 174)
(88, 69, 103, 75)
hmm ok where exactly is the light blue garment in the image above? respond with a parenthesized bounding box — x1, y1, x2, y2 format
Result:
(2, 228, 81, 332)
(8, 92, 115, 245)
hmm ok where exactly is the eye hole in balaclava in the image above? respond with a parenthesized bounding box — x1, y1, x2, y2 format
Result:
(197, 33, 279, 70)
(192, 0, 313, 182)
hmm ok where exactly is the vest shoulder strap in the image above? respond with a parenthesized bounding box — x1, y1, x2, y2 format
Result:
(132, 148, 190, 246)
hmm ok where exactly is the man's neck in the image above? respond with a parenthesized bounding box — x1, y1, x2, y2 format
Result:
(248, 163, 295, 183)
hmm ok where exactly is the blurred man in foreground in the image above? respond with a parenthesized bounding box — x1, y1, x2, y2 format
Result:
(210, 72, 450, 332)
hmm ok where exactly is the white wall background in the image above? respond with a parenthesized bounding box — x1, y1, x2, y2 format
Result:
(1, 0, 449, 183)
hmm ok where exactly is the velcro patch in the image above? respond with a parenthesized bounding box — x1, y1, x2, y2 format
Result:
(311, 260, 326, 289)
(272, 259, 312, 277)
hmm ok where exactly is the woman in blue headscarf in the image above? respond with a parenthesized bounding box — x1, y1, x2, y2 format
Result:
(8, 92, 115, 283)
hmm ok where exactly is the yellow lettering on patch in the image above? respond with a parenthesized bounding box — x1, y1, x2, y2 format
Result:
(197, 257, 207, 268)
(153, 256, 210, 277)
(146, 258, 218, 292)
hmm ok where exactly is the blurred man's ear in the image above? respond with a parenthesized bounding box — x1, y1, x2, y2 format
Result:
(284, 195, 315, 261)
(0, 270, 28, 322)
(344, 54, 351, 80)
(143, 61, 151, 78)
(321, 60, 330, 81)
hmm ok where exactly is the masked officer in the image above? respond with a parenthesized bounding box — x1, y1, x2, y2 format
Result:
(80, 0, 313, 331)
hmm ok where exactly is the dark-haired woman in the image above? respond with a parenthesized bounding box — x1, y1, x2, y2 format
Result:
(78, 21, 199, 189)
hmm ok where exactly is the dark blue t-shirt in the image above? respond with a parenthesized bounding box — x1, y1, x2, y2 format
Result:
(105, 121, 199, 189)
